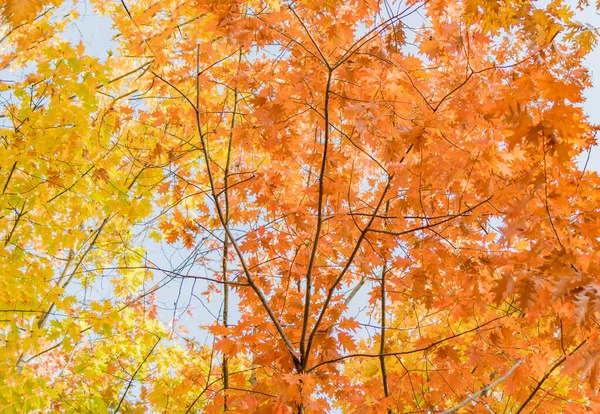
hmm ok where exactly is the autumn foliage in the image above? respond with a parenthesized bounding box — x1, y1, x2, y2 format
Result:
(2, 0, 600, 412)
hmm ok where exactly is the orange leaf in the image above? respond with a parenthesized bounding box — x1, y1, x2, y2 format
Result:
(3, 0, 43, 25)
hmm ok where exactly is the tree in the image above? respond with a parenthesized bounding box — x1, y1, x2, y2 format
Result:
(1, 0, 600, 412)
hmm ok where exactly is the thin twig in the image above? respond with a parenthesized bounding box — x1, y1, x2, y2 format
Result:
(379, 262, 391, 413)
(442, 359, 525, 414)
(1, 162, 16, 195)
(515, 339, 587, 414)
(115, 337, 161, 413)
(367, 196, 492, 236)
(308, 313, 512, 372)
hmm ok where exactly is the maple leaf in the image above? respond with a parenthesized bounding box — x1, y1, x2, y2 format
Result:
(515, 278, 537, 310)
(574, 292, 591, 326)
(157, 180, 170, 195)
(337, 332, 356, 352)
(551, 275, 574, 300)
(92, 167, 109, 183)
(491, 274, 515, 304)
(2, 0, 43, 25)
(47, 174, 65, 187)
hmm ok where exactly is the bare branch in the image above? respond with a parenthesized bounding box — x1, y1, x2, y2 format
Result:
(191, 45, 301, 369)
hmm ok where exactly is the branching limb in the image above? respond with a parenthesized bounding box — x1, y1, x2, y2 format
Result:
(304, 175, 394, 369)
(379, 262, 391, 413)
(189, 45, 300, 369)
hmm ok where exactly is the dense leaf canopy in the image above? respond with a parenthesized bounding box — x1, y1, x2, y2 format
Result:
(2, 0, 600, 412)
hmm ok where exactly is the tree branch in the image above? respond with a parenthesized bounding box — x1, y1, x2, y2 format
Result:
(367, 196, 492, 236)
(308, 313, 511, 372)
(442, 359, 525, 414)
(516, 339, 587, 414)
(304, 175, 393, 369)
(115, 337, 161, 413)
(189, 45, 300, 369)
(300, 69, 333, 369)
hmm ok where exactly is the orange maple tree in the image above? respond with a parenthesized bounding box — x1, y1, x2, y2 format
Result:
(2, 0, 600, 412)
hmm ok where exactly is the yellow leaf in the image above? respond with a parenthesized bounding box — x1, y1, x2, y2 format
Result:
(264, 0, 280, 12)
(3, 0, 43, 25)
(513, 239, 529, 251)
